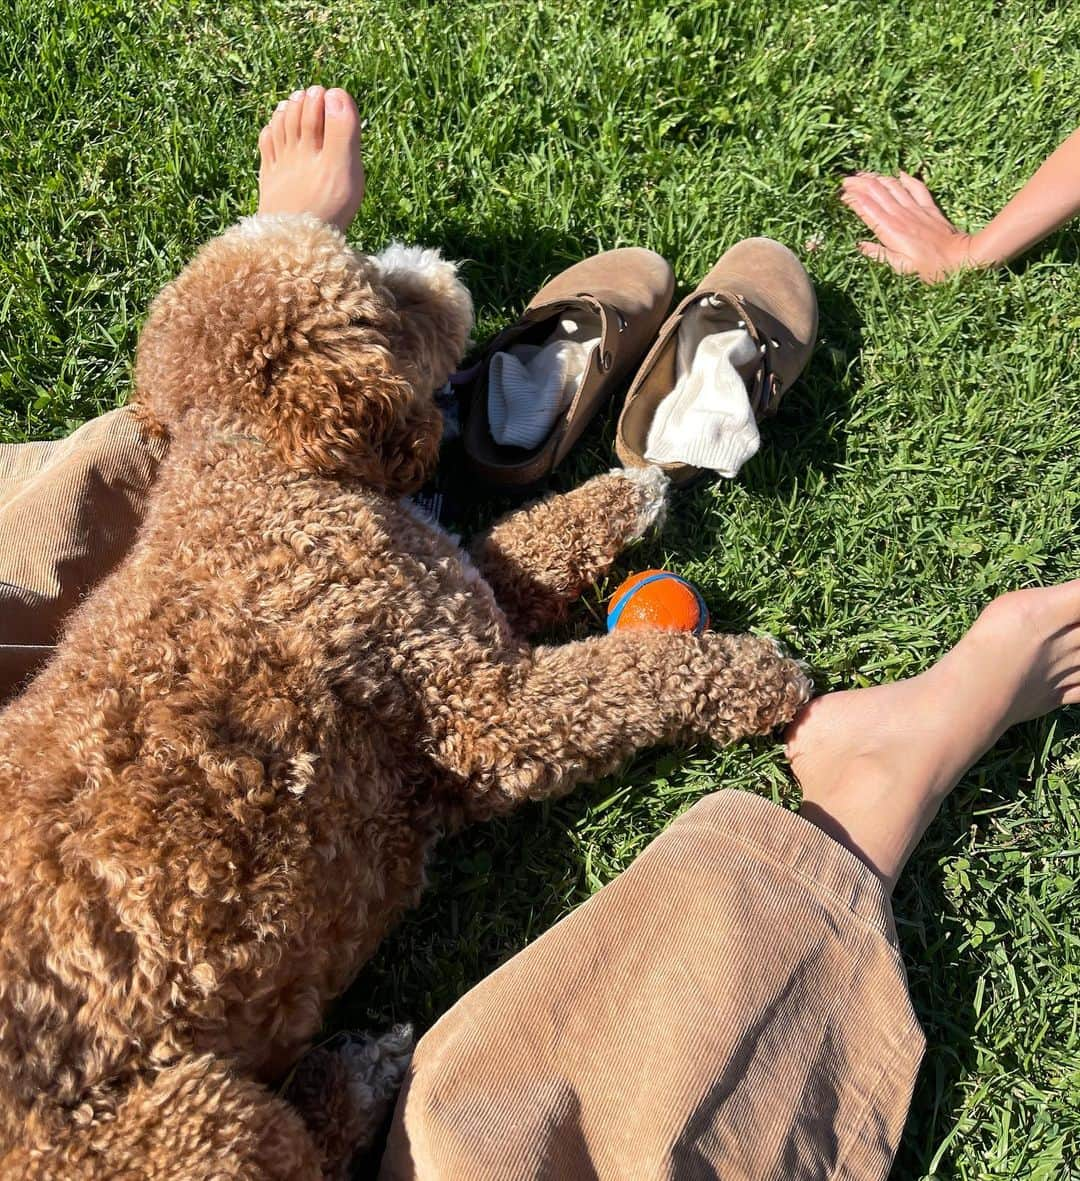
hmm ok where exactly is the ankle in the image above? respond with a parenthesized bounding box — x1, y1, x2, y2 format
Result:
(791, 581, 1080, 890)
(789, 668, 1001, 890)
(798, 751, 949, 891)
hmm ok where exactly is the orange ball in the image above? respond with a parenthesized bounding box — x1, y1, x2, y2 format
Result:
(606, 569, 709, 635)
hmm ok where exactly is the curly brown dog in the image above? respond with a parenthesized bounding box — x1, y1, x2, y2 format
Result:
(0, 214, 811, 1179)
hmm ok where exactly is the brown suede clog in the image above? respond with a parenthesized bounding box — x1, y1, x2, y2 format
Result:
(615, 237, 817, 485)
(462, 248, 675, 486)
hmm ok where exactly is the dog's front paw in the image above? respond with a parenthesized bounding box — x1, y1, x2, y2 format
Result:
(608, 464, 670, 538)
(696, 632, 813, 745)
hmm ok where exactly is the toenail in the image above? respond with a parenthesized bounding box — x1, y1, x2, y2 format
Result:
(307, 84, 323, 96)
(290, 90, 304, 101)
(277, 100, 290, 112)
(326, 90, 346, 115)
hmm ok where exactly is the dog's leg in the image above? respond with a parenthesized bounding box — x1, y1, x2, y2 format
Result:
(284, 1026, 413, 1181)
(4, 1054, 325, 1180)
(470, 466, 669, 636)
(435, 627, 811, 817)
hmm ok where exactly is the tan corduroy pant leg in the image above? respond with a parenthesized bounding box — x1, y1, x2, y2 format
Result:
(0, 407, 166, 704)
(379, 791, 926, 1181)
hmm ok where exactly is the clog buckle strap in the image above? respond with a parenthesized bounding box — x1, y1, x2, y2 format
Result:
(450, 295, 629, 392)
(704, 290, 782, 418)
(572, 293, 630, 373)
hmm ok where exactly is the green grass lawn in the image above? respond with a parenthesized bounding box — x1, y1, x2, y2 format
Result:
(3, 0, 1079, 1174)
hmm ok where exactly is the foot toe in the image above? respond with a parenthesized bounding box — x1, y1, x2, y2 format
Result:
(284, 89, 305, 144)
(323, 87, 361, 149)
(301, 84, 325, 148)
(270, 100, 290, 151)
(258, 124, 275, 166)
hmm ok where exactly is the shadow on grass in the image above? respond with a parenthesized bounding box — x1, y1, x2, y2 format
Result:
(754, 276, 862, 494)
(337, 797, 595, 1175)
(409, 206, 608, 321)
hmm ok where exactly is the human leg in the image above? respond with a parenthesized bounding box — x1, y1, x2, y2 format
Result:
(0, 408, 167, 703)
(378, 790, 921, 1180)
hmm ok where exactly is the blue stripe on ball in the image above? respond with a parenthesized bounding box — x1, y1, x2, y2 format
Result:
(687, 583, 709, 634)
(606, 573, 673, 630)
(607, 572, 707, 634)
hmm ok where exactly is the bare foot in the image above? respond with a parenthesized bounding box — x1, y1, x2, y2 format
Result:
(840, 171, 975, 283)
(257, 86, 364, 232)
(786, 582, 1080, 886)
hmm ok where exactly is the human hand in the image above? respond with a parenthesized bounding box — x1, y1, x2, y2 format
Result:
(840, 171, 976, 283)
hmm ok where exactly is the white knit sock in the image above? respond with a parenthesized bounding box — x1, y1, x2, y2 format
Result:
(488, 314, 601, 449)
(644, 306, 761, 476)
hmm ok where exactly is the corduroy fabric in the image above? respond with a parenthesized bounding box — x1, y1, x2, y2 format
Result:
(0, 406, 166, 704)
(380, 790, 924, 1181)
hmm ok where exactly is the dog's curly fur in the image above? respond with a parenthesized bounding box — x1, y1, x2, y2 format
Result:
(0, 214, 812, 1179)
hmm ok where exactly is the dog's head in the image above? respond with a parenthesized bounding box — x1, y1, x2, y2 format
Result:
(133, 215, 473, 494)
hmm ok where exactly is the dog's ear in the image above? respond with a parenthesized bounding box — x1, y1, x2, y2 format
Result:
(373, 244, 474, 396)
(265, 346, 443, 492)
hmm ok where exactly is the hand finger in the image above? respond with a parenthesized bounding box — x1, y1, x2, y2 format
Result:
(841, 191, 882, 233)
(842, 191, 888, 235)
(898, 171, 940, 211)
(842, 179, 922, 250)
(858, 240, 915, 274)
(853, 174, 913, 215)
(876, 175, 917, 204)
(844, 189, 906, 241)
(840, 172, 875, 194)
